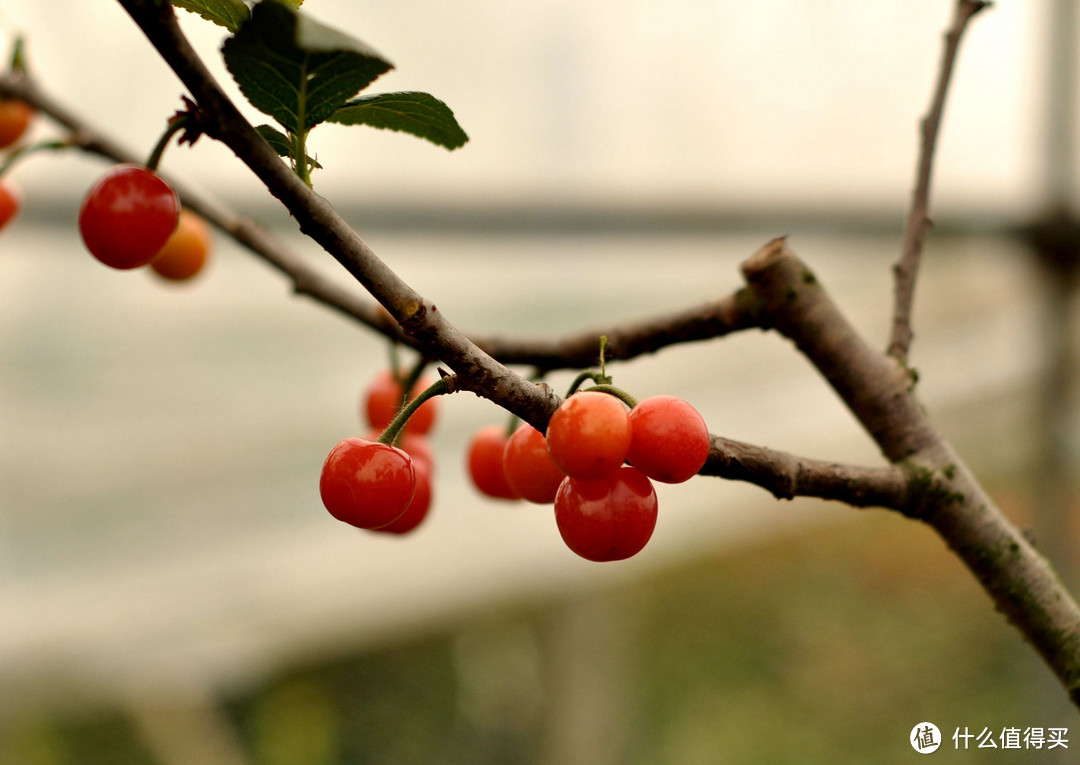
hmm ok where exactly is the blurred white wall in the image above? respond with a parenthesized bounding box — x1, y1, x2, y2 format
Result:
(0, 0, 1056, 216)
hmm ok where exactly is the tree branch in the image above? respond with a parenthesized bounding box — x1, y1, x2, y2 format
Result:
(703, 435, 911, 509)
(888, 0, 990, 363)
(744, 237, 1080, 706)
(474, 288, 765, 370)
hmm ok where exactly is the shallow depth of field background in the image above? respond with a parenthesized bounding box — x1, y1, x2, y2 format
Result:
(1, 1, 1078, 763)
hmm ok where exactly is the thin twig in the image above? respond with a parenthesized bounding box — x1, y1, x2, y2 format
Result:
(888, 0, 990, 363)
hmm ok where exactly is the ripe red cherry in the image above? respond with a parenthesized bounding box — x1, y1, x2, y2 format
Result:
(545, 390, 632, 480)
(466, 425, 520, 500)
(554, 465, 658, 562)
(372, 460, 432, 534)
(626, 395, 710, 483)
(0, 181, 20, 231)
(319, 437, 415, 529)
(79, 164, 180, 270)
(502, 424, 565, 504)
(363, 369, 438, 435)
(0, 99, 34, 149)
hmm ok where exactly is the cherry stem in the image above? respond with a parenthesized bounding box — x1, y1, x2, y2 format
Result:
(378, 375, 454, 445)
(565, 369, 610, 397)
(396, 357, 430, 410)
(0, 138, 70, 179)
(563, 336, 615, 396)
(145, 113, 190, 172)
(585, 383, 639, 409)
(565, 371, 595, 397)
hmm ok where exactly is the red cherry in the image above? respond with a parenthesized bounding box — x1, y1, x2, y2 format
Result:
(319, 437, 415, 529)
(363, 369, 438, 435)
(466, 425, 520, 500)
(502, 424, 565, 504)
(0, 181, 20, 231)
(372, 460, 432, 534)
(545, 391, 632, 480)
(79, 164, 179, 270)
(554, 465, 658, 562)
(626, 395, 710, 483)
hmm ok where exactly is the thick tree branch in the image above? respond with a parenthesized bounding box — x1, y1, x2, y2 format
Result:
(888, 0, 989, 363)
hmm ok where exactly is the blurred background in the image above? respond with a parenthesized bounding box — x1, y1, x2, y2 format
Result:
(1, 0, 1079, 762)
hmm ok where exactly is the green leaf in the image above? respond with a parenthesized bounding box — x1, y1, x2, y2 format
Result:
(222, 0, 393, 134)
(328, 92, 469, 151)
(255, 124, 322, 169)
(170, 0, 250, 32)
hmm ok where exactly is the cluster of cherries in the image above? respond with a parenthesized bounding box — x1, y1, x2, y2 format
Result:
(468, 389, 710, 561)
(321, 365, 711, 563)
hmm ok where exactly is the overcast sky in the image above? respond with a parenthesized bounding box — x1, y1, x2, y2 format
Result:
(0, 0, 1059, 216)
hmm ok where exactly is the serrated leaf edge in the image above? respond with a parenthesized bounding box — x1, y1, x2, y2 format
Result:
(328, 91, 469, 150)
